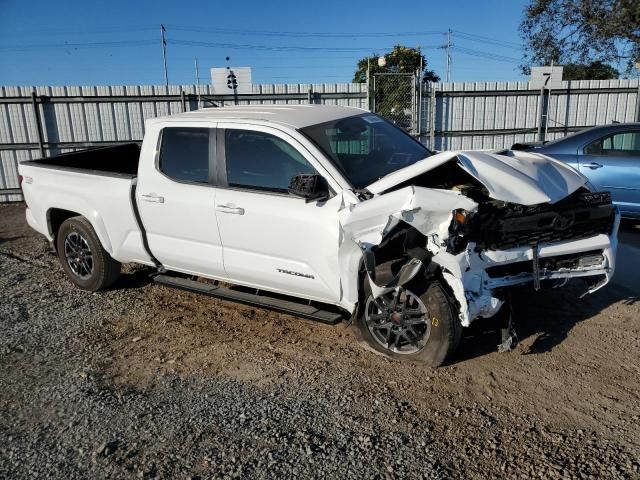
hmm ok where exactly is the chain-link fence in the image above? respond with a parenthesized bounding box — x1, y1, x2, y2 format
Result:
(371, 73, 418, 134)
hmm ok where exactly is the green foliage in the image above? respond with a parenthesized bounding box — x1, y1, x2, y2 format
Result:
(519, 0, 640, 76)
(563, 61, 620, 80)
(352, 45, 440, 83)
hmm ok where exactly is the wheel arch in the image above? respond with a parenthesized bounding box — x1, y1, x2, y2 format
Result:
(47, 207, 114, 254)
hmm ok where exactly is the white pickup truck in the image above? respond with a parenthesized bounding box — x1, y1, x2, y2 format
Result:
(19, 105, 619, 366)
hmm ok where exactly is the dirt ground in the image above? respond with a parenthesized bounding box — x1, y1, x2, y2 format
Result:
(1, 203, 639, 479)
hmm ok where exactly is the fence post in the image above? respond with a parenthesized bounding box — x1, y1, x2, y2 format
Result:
(411, 73, 417, 135)
(429, 83, 436, 150)
(180, 90, 187, 112)
(30, 90, 45, 158)
(537, 86, 549, 142)
(372, 75, 376, 113)
(417, 75, 422, 139)
(635, 84, 640, 122)
(366, 60, 370, 111)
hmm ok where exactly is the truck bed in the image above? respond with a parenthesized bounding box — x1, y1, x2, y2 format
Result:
(21, 143, 140, 178)
(19, 142, 151, 266)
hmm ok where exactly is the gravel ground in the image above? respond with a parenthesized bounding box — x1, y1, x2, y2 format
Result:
(1, 203, 639, 479)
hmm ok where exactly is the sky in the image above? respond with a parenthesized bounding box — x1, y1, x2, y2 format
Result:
(0, 0, 528, 87)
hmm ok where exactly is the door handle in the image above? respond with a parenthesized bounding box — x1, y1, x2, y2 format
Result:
(216, 204, 245, 215)
(141, 193, 165, 203)
(582, 162, 603, 170)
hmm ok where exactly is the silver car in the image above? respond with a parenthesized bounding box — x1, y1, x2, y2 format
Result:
(513, 123, 640, 219)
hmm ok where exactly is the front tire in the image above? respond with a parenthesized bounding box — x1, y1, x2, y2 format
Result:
(355, 275, 461, 367)
(56, 216, 121, 291)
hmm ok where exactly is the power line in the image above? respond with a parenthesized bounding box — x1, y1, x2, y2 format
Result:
(171, 39, 442, 53)
(0, 39, 156, 51)
(453, 46, 521, 64)
(168, 25, 447, 38)
(172, 39, 383, 52)
(451, 30, 523, 50)
(4, 26, 158, 36)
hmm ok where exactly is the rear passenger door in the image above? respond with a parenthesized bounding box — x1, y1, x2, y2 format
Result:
(580, 130, 640, 215)
(213, 123, 342, 303)
(136, 126, 225, 276)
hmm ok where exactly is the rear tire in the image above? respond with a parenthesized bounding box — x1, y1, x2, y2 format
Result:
(354, 270, 462, 367)
(56, 216, 121, 291)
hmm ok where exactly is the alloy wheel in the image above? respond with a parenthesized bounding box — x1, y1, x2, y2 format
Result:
(364, 287, 431, 354)
(63, 231, 93, 280)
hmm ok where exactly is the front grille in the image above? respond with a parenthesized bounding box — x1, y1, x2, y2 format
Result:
(485, 249, 604, 278)
(470, 191, 614, 251)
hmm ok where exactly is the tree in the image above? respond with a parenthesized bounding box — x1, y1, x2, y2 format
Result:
(563, 61, 620, 80)
(352, 45, 440, 83)
(519, 0, 640, 76)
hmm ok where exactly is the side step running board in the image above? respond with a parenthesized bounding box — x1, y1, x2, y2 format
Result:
(153, 274, 345, 325)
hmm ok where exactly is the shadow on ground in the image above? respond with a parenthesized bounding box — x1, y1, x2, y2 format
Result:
(0, 236, 24, 244)
(455, 276, 637, 364)
(104, 219, 640, 366)
(111, 266, 157, 290)
(453, 218, 640, 364)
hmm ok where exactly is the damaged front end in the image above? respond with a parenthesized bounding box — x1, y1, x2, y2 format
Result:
(338, 150, 619, 328)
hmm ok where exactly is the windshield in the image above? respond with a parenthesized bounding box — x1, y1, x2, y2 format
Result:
(299, 113, 432, 189)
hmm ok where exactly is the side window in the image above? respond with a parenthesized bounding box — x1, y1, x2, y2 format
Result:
(159, 128, 210, 183)
(585, 131, 640, 156)
(583, 138, 603, 155)
(225, 129, 316, 192)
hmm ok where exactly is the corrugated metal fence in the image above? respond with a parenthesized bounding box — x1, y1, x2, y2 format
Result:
(421, 79, 640, 150)
(0, 83, 367, 201)
(2, 79, 640, 202)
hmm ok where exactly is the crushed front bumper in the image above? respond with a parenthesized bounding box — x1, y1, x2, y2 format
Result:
(459, 209, 620, 323)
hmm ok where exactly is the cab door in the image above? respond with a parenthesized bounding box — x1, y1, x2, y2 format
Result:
(213, 123, 342, 303)
(580, 129, 640, 216)
(136, 125, 225, 277)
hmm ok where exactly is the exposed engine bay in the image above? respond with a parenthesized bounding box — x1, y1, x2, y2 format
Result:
(338, 149, 619, 329)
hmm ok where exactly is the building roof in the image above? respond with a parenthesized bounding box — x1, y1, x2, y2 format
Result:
(148, 104, 367, 129)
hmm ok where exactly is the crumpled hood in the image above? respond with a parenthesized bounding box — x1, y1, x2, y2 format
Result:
(366, 149, 588, 205)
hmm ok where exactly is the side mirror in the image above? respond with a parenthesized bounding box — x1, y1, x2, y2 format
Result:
(288, 173, 329, 202)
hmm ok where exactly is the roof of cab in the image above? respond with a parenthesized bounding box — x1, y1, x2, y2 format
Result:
(146, 104, 367, 129)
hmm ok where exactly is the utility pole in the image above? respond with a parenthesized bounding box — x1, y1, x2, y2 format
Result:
(366, 57, 370, 111)
(445, 29, 452, 83)
(161, 24, 168, 88)
(544, 60, 554, 140)
(194, 57, 201, 108)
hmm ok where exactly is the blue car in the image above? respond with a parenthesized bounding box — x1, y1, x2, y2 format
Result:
(513, 123, 640, 218)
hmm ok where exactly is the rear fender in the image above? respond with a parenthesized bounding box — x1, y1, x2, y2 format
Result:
(47, 201, 113, 254)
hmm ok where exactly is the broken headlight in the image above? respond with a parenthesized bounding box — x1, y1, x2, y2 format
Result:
(447, 209, 474, 254)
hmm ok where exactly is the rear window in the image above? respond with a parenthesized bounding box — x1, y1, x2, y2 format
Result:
(159, 128, 210, 183)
